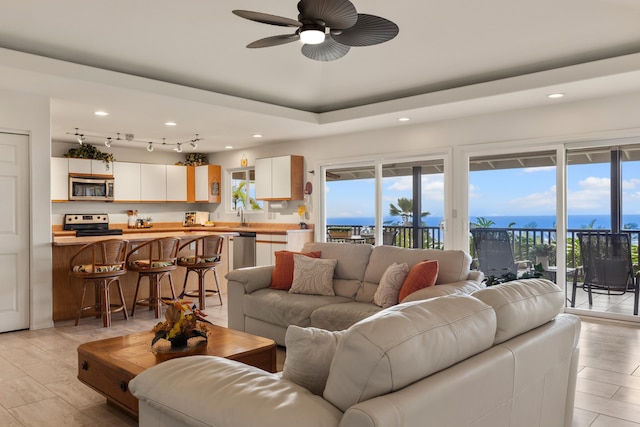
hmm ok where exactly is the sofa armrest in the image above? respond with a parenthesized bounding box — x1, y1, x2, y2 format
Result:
(467, 270, 485, 283)
(400, 280, 485, 303)
(130, 356, 342, 427)
(226, 265, 274, 294)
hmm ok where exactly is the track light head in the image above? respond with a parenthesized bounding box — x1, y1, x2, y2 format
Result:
(104, 138, 112, 148)
(190, 141, 198, 150)
(147, 142, 154, 152)
(174, 143, 183, 153)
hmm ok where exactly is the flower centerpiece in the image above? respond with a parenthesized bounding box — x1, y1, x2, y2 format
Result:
(297, 204, 308, 229)
(151, 300, 211, 352)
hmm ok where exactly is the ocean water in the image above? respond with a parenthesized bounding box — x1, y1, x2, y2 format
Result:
(328, 215, 640, 230)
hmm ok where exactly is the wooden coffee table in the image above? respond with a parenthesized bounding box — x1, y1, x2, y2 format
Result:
(77, 323, 276, 419)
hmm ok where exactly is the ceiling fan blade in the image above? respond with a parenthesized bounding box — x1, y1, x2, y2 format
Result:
(332, 14, 399, 46)
(301, 36, 350, 61)
(247, 34, 300, 48)
(297, 0, 357, 29)
(232, 10, 301, 27)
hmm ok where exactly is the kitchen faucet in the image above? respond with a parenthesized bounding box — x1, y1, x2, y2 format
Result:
(237, 206, 247, 227)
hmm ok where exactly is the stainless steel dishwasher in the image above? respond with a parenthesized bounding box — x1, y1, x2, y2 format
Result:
(233, 232, 256, 268)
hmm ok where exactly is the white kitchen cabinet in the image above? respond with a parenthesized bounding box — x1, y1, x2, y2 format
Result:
(68, 158, 92, 175)
(166, 165, 188, 202)
(140, 164, 167, 201)
(113, 162, 141, 201)
(255, 155, 304, 200)
(194, 165, 221, 203)
(51, 157, 68, 201)
(68, 158, 112, 175)
(256, 233, 288, 266)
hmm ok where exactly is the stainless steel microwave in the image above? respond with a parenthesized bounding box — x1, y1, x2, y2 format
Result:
(69, 175, 115, 201)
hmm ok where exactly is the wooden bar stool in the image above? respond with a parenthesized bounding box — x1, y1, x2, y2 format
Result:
(69, 239, 129, 327)
(177, 235, 224, 309)
(127, 237, 180, 318)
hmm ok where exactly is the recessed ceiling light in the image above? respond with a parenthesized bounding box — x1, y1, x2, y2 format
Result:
(547, 93, 564, 99)
(94, 111, 109, 116)
(398, 117, 410, 122)
(164, 121, 177, 126)
(252, 134, 263, 138)
(225, 145, 234, 149)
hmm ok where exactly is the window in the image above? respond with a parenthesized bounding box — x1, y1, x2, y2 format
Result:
(229, 168, 263, 211)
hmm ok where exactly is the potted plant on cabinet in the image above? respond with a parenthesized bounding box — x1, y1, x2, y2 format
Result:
(529, 243, 555, 270)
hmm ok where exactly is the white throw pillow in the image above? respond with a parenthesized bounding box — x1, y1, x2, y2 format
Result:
(373, 262, 409, 308)
(282, 326, 345, 395)
(289, 255, 337, 296)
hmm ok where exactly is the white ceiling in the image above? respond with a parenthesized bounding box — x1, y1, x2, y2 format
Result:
(0, 0, 639, 152)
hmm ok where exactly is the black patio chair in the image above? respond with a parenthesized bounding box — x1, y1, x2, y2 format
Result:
(383, 230, 399, 246)
(572, 232, 639, 315)
(470, 229, 530, 278)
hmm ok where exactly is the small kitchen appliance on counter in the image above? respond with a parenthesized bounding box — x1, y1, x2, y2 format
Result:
(184, 211, 209, 226)
(63, 214, 123, 237)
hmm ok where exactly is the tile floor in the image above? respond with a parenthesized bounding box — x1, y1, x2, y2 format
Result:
(0, 293, 639, 426)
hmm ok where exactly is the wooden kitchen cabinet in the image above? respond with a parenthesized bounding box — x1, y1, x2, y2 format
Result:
(140, 164, 167, 202)
(113, 162, 141, 201)
(166, 165, 188, 202)
(194, 164, 221, 203)
(51, 157, 69, 202)
(255, 155, 304, 200)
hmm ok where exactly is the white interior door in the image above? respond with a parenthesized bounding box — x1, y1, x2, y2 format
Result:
(0, 132, 29, 332)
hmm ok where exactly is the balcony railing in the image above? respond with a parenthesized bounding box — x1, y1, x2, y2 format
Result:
(328, 225, 640, 269)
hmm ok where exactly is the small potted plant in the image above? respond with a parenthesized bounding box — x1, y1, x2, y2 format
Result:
(529, 244, 555, 270)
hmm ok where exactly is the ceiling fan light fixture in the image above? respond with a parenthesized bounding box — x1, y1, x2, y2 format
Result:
(300, 27, 325, 45)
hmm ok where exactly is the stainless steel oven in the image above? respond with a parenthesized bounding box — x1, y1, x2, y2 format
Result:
(69, 175, 115, 201)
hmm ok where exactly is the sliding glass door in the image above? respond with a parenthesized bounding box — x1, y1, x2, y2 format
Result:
(323, 156, 446, 247)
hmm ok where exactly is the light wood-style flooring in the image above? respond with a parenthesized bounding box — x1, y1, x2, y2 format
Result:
(0, 294, 638, 426)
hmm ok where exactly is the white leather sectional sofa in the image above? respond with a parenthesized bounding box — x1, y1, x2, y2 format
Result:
(130, 278, 580, 427)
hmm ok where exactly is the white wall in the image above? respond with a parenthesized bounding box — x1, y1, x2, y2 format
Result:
(0, 89, 52, 330)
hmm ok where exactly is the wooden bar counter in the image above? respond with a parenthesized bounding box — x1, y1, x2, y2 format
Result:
(52, 222, 314, 322)
(52, 229, 236, 322)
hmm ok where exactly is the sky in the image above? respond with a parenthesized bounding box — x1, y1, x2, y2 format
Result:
(325, 159, 640, 220)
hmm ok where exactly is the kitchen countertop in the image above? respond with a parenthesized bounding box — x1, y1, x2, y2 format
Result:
(51, 222, 314, 245)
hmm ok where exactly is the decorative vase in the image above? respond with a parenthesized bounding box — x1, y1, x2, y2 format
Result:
(536, 256, 549, 270)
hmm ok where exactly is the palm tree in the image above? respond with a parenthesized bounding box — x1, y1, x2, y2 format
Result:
(389, 197, 429, 226)
(473, 217, 495, 228)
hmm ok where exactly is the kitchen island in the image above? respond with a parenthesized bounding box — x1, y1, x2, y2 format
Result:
(52, 223, 313, 322)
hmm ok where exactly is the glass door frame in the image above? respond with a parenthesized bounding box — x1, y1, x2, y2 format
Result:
(317, 150, 451, 247)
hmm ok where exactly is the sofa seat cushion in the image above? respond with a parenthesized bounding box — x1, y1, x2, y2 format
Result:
(472, 278, 565, 344)
(243, 288, 352, 328)
(323, 295, 497, 412)
(129, 356, 342, 427)
(310, 302, 383, 331)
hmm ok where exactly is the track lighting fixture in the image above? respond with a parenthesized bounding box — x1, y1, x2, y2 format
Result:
(66, 129, 203, 153)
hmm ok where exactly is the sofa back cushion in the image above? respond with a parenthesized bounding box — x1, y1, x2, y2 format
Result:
(364, 246, 472, 285)
(302, 242, 373, 298)
(323, 295, 497, 412)
(472, 278, 565, 344)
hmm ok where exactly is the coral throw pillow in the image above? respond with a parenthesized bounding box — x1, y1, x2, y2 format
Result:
(398, 260, 439, 302)
(270, 251, 321, 290)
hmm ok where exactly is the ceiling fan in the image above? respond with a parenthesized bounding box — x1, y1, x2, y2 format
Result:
(232, 0, 399, 61)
